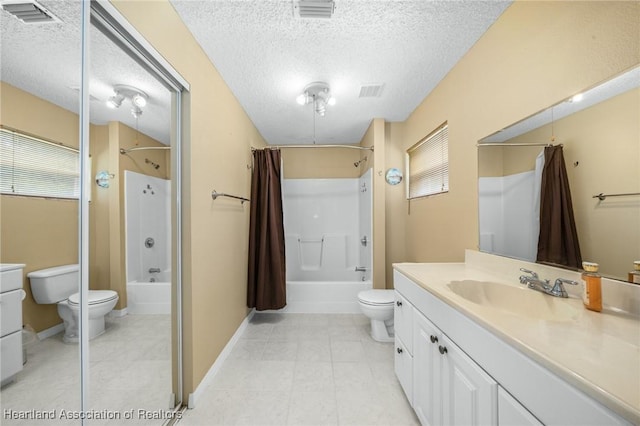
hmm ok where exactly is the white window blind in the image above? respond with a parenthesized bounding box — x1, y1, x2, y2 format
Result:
(0, 128, 80, 199)
(407, 124, 449, 199)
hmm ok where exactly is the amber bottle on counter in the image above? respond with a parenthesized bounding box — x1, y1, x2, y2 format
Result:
(582, 262, 602, 312)
(628, 261, 640, 285)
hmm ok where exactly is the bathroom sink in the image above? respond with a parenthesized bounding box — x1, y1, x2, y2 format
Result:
(447, 280, 580, 321)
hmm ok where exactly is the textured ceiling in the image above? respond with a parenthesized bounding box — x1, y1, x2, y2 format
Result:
(1, 0, 513, 147)
(0, 0, 171, 144)
(169, 0, 512, 145)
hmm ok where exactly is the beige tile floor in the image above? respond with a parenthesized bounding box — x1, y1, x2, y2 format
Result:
(0, 314, 172, 426)
(178, 313, 418, 426)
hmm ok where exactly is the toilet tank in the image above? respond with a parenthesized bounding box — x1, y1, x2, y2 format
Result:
(28, 264, 79, 304)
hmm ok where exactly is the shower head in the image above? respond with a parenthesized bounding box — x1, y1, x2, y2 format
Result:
(145, 158, 161, 170)
(353, 156, 368, 168)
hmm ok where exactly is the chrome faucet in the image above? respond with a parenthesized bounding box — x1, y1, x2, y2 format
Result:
(518, 268, 578, 298)
(148, 267, 161, 273)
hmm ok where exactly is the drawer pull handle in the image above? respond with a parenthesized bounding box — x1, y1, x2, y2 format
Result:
(397, 347, 403, 354)
(438, 345, 448, 355)
(430, 335, 438, 344)
(396, 300, 402, 307)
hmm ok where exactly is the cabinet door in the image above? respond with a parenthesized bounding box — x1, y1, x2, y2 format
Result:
(413, 311, 441, 426)
(395, 337, 413, 404)
(0, 289, 23, 337)
(1, 331, 23, 382)
(394, 291, 413, 353)
(498, 387, 543, 426)
(441, 334, 498, 426)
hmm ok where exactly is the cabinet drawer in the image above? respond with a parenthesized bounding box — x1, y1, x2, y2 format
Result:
(395, 337, 413, 405)
(0, 290, 23, 337)
(394, 291, 414, 353)
(1, 331, 23, 383)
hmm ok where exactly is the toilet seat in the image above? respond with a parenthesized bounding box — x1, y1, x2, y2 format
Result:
(68, 290, 118, 306)
(357, 289, 395, 306)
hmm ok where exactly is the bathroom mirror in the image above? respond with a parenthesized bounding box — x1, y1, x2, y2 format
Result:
(1, 0, 181, 415)
(478, 67, 640, 282)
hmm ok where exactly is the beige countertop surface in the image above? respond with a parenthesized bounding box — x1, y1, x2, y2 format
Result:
(394, 261, 640, 424)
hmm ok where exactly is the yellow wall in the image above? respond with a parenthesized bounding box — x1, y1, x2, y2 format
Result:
(384, 122, 406, 287)
(370, 119, 387, 288)
(482, 89, 639, 280)
(397, 1, 640, 265)
(110, 0, 267, 398)
(282, 147, 361, 179)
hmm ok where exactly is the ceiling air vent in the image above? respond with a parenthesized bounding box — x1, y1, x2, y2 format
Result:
(359, 84, 384, 98)
(1, 0, 61, 24)
(293, 0, 335, 19)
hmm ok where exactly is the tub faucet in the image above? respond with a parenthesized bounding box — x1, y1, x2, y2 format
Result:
(148, 267, 161, 274)
(355, 266, 367, 272)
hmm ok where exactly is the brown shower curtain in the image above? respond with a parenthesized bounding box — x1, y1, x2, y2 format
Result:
(247, 149, 286, 311)
(537, 145, 582, 269)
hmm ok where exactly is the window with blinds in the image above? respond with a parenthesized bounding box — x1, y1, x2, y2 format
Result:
(406, 124, 449, 199)
(0, 128, 80, 199)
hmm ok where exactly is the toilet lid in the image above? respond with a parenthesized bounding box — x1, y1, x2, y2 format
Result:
(358, 289, 395, 306)
(68, 290, 118, 306)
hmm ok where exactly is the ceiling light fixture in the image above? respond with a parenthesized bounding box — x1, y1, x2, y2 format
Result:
(106, 93, 124, 109)
(106, 84, 149, 117)
(297, 82, 335, 117)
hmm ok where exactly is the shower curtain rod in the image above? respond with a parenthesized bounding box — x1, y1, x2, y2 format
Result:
(251, 144, 374, 152)
(120, 146, 171, 154)
(476, 142, 557, 147)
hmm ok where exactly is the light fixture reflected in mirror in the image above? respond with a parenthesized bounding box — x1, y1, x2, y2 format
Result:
(106, 84, 148, 117)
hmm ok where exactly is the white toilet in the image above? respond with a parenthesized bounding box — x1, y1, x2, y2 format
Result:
(28, 264, 118, 343)
(357, 289, 395, 343)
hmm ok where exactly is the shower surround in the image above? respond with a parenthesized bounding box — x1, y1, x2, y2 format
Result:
(124, 171, 171, 314)
(282, 170, 372, 312)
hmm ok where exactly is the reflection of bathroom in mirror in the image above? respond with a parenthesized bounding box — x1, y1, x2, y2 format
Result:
(478, 67, 640, 282)
(1, 0, 178, 415)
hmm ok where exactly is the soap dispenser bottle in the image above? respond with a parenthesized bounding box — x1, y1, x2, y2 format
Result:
(582, 262, 602, 312)
(628, 261, 640, 285)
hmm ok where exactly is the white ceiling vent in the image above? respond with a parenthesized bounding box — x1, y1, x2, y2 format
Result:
(359, 84, 385, 98)
(293, 0, 335, 19)
(1, 0, 61, 24)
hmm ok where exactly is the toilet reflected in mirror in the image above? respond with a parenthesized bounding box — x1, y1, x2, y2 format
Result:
(28, 265, 118, 343)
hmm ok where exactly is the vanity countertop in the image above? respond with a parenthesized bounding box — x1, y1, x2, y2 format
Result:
(394, 261, 640, 424)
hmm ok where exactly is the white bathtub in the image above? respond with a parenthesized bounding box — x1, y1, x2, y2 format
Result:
(126, 270, 171, 315)
(280, 280, 373, 313)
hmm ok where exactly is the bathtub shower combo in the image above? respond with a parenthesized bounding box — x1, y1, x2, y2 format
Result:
(124, 171, 171, 314)
(282, 169, 373, 312)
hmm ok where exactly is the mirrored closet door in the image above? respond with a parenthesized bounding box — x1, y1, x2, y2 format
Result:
(1, 0, 186, 423)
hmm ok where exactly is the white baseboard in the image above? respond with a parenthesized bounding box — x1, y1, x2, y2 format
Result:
(109, 308, 128, 317)
(187, 309, 255, 409)
(37, 323, 64, 340)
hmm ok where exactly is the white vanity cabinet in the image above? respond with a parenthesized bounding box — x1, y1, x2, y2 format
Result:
(413, 302, 497, 426)
(1, 264, 26, 386)
(394, 267, 633, 425)
(498, 387, 543, 426)
(394, 291, 414, 403)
